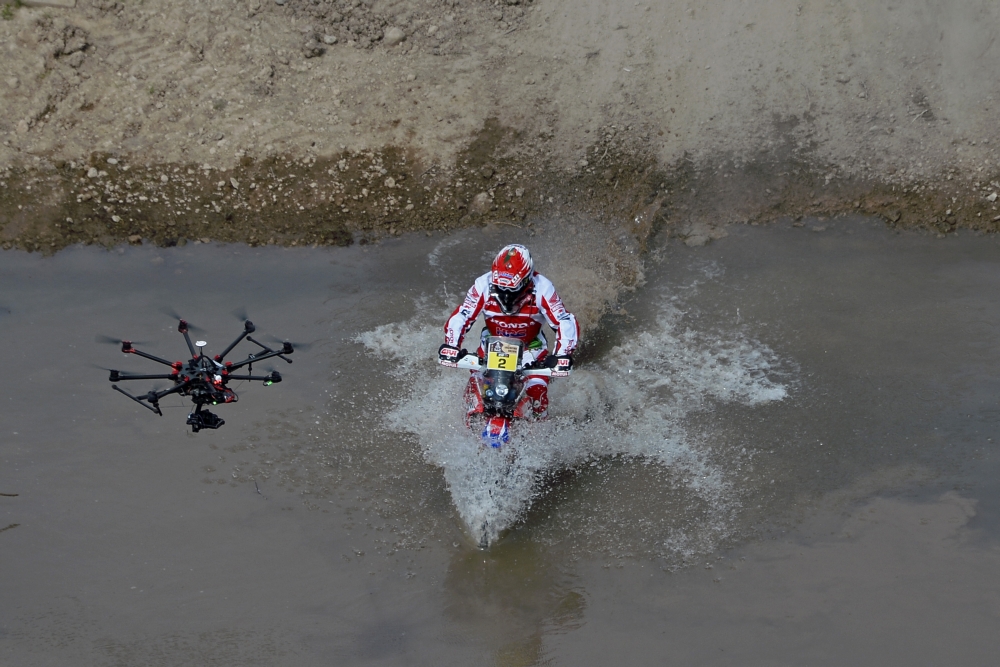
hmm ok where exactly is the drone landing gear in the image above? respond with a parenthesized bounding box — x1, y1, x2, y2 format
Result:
(187, 404, 225, 432)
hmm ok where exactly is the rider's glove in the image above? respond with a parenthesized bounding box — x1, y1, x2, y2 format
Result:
(544, 354, 573, 372)
(438, 344, 463, 366)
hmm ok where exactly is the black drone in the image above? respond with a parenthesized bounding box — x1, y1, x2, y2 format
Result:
(105, 318, 293, 432)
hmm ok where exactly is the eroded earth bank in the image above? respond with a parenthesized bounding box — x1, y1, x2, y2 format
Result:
(2, 0, 1000, 262)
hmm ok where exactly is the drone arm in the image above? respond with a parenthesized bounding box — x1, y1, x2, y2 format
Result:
(108, 372, 179, 382)
(112, 385, 163, 416)
(246, 335, 294, 364)
(216, 320, 256, 362)
(148, 380, 193, 401)
(226, 371, 281, 384)
(216, 332, 249, 362)
(121, 344, 177, 368)
(226, 347, 292, 371)
(180, 330, 198, 358)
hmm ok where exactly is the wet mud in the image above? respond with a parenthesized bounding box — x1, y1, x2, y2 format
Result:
(4, 118, 1000, 254)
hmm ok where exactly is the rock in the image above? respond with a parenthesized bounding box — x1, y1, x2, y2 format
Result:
(303, 39, 325, 58)
(383, 27, 405, 47)
(480, 165, 494, 179)
(16, 120, 29, 134)
(65, 51, 86, 68)
(63, 30, 88, 55)
(87, 167, 99, 178)
(384, 177, 396, 188)
(470, 191, 493, 215)
(323, 34, 338, 45)
(406, 73, 416, 81)
(579, 159, 589, 168)
(275, 0, 284, 4)
(684, 234, 710, 247)
(107, 157, 118, 165)
(835, 74, 851, 83)
(160, 174, 169, 182)
(6, 77, 18, 89)
(128, 235, 142, 244)
(230, 177, 239, 189)
(988, 192, 998, 202)
(515, 187, 524, 198)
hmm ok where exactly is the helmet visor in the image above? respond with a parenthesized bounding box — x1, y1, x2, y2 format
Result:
(491, 281, 529, 314)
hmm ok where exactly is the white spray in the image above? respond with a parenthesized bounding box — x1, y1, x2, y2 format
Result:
(356, 284, 788, 550)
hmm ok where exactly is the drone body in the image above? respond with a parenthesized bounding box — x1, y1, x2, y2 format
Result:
(107, 318, 292, 432)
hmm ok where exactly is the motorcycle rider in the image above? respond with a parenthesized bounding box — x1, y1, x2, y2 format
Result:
(438, 243, 579, 420)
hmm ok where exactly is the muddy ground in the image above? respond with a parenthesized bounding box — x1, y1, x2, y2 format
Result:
(1, 0, 999, 255)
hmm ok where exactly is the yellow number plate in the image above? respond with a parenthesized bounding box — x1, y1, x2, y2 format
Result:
(486, 340, 520, 371)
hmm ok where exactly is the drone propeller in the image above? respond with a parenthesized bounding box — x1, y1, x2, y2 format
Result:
(95, 334, 152, 347)
(231, 306, 250, 322)
(91, 363, 123, 382)
(262, 333, 315, 352)
(159, 307, 206, 333)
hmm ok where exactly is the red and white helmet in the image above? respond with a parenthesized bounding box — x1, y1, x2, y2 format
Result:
(490, 244, 534, 314)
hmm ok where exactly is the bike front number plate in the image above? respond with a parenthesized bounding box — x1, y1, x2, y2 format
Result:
(486, 339, 520, 371)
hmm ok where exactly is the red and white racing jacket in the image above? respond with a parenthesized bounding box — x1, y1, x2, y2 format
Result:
(444, 271, 580, 362)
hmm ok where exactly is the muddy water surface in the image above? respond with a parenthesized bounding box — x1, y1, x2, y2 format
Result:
(2, 218, 1000, 665)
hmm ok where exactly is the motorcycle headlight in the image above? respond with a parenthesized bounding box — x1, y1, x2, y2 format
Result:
(495, 385, 508, 398)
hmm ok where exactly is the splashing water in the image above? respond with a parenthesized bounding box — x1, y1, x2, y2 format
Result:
(356, 293, 789, 550)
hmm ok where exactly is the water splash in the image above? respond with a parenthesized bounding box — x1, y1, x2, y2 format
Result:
(356, 288, 789, 552)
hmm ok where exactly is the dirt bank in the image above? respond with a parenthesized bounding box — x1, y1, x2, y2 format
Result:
(2, 0, 999, 253)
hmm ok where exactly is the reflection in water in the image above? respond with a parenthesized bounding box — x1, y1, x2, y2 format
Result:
(444, 535, 585, 666)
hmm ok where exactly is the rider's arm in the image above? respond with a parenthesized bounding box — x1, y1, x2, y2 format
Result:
(533, 274, 580, 356)
(444, 273, 490, 348)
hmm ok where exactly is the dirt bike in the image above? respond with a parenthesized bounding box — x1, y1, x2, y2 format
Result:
(445, 336, 571, 448)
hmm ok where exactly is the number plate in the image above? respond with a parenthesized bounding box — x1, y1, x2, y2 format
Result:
(486, 339, 520, 371)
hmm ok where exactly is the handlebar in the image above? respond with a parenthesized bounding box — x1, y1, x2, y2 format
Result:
(444, 351, 571, 377)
